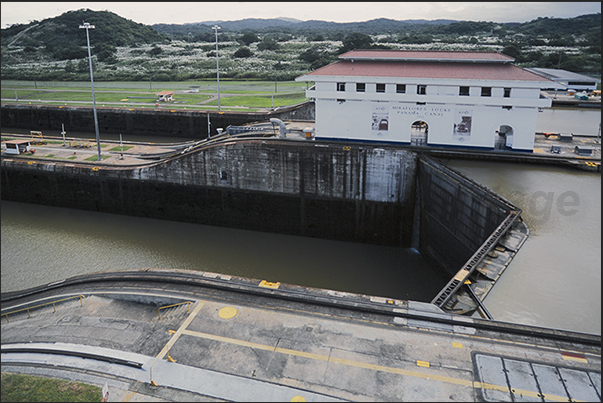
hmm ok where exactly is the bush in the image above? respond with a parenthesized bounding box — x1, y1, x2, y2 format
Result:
(233, 47, 253, 58)
(149, 45, 162, 56)
(239, 32, 260, 46)
(257, 37, 279, 51)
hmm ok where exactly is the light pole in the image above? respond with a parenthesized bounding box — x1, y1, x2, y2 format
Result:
(79, 21, 101, 161)
(213, 25, 221, 111)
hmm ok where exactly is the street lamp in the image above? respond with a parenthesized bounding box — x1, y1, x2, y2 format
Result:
(79, 21, 101, 161)
(213, 25, 221, 111)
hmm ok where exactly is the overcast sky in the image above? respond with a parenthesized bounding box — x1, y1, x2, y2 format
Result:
(1, 2, 601, 28)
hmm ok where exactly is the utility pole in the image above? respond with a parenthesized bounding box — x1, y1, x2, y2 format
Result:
(213, 25, 221, 111)
(79, 21, 102, 161)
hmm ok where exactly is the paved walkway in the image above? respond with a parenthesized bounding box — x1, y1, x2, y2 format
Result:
(3, 119, 600, 169)
(1, 270, 600, 402)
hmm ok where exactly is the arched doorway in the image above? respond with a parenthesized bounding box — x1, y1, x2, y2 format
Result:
(495, 125, 513, 150)
(410, 120, 428, 146)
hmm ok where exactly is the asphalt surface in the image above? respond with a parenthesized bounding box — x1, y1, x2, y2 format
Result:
(1, 269, 601, 402)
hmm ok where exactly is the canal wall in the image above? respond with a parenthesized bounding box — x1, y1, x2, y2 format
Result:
(1, 140, 416, 246)
(416, 156, 516, 276)
(0, 102, 315, 139)
(1, 139, 517, 278)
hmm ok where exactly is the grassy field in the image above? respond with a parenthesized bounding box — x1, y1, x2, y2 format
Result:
(1, 372, 102, 402)
(1, 80, 311, 111)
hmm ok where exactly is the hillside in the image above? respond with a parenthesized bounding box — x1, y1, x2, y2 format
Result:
(1, 9, 169, 49)
(152, 13, 600, 39)
(152, 17, 459, 39)
(0, 10, 599, 82)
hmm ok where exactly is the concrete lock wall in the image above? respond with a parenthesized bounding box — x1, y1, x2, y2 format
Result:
(416, 156, 512, 276)
(0, 103, 315, 139)
(1, 140, 417, 246)
(1, 140, 514, 275)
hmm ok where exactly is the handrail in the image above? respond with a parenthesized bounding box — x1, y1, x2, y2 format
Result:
(431, 210, 520, 310)
(3, 295, 85, 323)
(158, 301, 193, 319)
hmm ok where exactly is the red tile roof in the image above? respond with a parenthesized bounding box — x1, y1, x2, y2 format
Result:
(299, 60, 554, 82)
(338, 50, 515, 62)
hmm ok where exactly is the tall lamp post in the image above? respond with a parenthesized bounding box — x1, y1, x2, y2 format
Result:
(213, 25, 221, 111)
(79, 21, 101, 161)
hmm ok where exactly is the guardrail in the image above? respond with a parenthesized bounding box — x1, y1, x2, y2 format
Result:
(158, 301, 193, 319)
(431, 210, 521, 310)
(3, 295, 85, 323)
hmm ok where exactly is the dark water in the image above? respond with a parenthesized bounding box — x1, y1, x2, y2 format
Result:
(0, 200, 447, 302)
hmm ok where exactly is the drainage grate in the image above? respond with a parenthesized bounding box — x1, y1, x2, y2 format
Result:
(474, 353, 601, 402)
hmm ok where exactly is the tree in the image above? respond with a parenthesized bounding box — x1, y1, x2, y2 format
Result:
(233, 47, 253, 58)
(77, 59, 89, 73)
(299, 47, 321, 64)
(239, 32, 260, 46)
(257, 37, 279, 51)
(64, 60, 76, 73)
(339, 32, 373, 53)
(149, 45, 162, 56)
(95, 43, 117, 62)
(502, 45, 521, 59)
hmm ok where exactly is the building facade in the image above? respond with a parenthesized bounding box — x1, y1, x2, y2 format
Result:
(295, 50, 562, 151)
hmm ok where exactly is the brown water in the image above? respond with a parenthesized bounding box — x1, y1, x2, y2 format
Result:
(446, 160, 601, 335)
(0, 200, 448, 302)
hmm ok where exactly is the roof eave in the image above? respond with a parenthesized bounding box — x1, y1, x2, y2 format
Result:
(339, 56, 515, 64)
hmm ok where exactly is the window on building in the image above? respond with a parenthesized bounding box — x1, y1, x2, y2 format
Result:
(481, 87, 492, 97)
(376, 83, 386, 93)
(337, 82, 346, 91)
(356, 83, 365, 92)
(396, 84, 406, 94)
(459, 86, 470, 96)
(504, 88, 512, 98)
(417, 85, 427, 95)
(568, 81, 596, 86)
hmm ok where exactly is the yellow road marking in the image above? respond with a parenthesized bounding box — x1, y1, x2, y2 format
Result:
(155, 301, 206, 361)
(121, 381, 142, 402)
(176, 327, 578, 402)
(218, 306, 238, 319)
(122, 390, 136, 402)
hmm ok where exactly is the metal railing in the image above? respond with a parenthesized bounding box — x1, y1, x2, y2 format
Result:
(3, 295, 85, 323)
(157, 301, 193, 319)
(431, 210, 520, 310)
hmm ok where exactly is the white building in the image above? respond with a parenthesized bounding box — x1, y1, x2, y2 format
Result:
(525, 68, 600, 92)
(295, 50, 562, 151)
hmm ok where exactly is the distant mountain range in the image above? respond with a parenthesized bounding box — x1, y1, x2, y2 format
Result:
(151, 13, 601, 42)
(153, 17, 460, 36)
(2, 9, 600, 50)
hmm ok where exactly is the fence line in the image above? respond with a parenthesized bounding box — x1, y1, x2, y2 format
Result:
(3, 295, 86, 323)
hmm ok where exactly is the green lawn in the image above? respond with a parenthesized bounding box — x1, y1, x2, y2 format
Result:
(1, 80, 310, 110)
(1, 372, 102, 402)
(204, 93, 308, 108)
